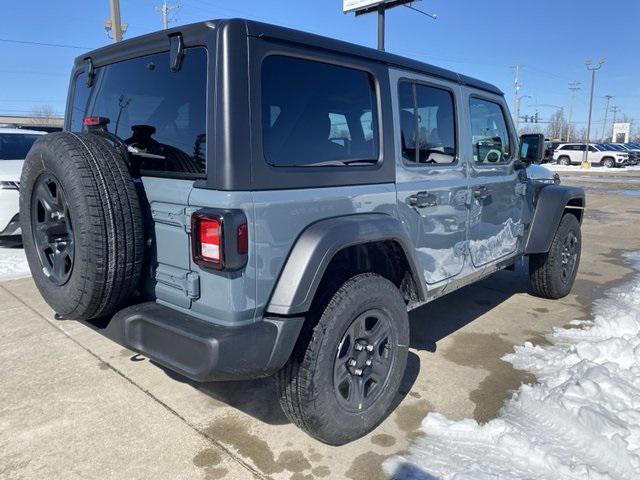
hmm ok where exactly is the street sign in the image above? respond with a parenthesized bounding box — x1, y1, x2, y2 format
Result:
(343, 0, 416, 15)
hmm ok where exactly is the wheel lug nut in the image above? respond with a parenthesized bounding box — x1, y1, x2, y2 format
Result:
(365, 359, 372, 367)
(354, 343, 364, 351)
(365, 344, 374, 352)
(354, 368, 363, 376)
(348, 359, 357, 367)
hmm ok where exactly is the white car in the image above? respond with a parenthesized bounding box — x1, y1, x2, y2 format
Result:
(553, 143, 629, 168)
(0, 128, 47, 236)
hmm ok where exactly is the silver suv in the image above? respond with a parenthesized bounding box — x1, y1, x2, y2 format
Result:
(20, 19, 585, 445)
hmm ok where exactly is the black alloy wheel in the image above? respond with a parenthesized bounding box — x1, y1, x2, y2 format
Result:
(31, 174, 75, 285)
(333, 309, 395, 412)
(560, 230, 579, 284)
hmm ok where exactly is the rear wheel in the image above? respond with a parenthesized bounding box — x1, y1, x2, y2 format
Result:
(20, 132, 144, 320)
(529, 213, 581, 299)
(277, 273, 409, 445)
(558, 156, 571, 166)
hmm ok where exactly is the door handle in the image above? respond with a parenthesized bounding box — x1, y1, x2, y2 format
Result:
(473, 185, 491, 200)
(407, 191, 437, 208)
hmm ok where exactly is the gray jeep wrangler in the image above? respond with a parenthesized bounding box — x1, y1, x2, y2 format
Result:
(20, 19, 584, 445)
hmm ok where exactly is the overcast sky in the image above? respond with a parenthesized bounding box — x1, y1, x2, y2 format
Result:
(1, 0, 638, 130)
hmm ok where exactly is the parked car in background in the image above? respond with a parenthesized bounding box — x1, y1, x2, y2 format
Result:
(0, 128, 46, 236)
(610, 143, 640, 165)
(553, 143, 629, 168)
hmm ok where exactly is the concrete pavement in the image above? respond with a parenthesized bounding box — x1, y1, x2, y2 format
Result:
(1, 172, 639, 479)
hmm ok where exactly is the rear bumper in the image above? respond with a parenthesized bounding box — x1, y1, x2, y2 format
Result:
(77, 302, 304, 382)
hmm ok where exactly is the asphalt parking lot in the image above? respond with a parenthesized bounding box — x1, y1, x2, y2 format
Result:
(2, 169, 640, 480)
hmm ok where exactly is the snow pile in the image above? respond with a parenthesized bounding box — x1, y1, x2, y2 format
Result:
(0, 246, 31, 280)
(385, 252, 640, 480)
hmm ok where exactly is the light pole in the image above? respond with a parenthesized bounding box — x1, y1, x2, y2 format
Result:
(582, 59, 605, 169)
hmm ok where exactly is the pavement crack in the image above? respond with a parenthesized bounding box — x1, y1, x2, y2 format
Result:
(0, 283, 267, 480)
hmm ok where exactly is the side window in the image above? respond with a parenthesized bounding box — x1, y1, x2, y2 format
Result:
(262, 55, 379, 167)
(398, 81, 456, 164)
(69, 47, 208, 176)
(469, 97, 512, 164)
(588, 145, 597, 152)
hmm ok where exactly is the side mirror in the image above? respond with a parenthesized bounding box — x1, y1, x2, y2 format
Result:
(519, 133, 545, 165)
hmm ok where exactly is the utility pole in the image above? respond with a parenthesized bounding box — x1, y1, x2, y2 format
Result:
(109, 0, 123, 42)
(513, 65, 521, 127)
(582, 59, 605, 169)
(513, 65, 522, 133)
(157, 1, 180, 30)
(611, 106, 620, 126)
(566, 81, 580, 142)
(601, 95, 613, 142)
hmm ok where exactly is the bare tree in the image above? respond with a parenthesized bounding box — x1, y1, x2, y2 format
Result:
(546, 110, 568, 141)
(520, 124, 544, 135)
(30, 104, 61, 126)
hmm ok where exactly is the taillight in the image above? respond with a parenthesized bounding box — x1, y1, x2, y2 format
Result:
(192, 213, 223, 269)
(192, 210, 248, 271)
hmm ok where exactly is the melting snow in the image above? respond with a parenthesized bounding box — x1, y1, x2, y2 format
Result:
(0, 245, 31, 281)
(385, 252, 640, 480)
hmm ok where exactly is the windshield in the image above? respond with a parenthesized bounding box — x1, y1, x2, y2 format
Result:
(0, 133, 41, 160)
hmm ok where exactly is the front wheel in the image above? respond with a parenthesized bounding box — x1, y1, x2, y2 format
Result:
(602, 157, 615, 168)
(277, 273, 409, 445)
(529, 213, 581, 299)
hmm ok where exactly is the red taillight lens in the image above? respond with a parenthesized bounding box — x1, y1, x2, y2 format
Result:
(200, 219, 221, 262)
(193, 214, 223, 269)
(237, 223, 248, 254)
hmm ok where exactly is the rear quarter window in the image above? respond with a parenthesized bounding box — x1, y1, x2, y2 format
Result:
(69, 47, 207, 177)
(261, 55, 380, 167)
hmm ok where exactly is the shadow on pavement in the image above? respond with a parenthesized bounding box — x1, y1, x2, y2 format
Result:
(408, 263, 530, 352)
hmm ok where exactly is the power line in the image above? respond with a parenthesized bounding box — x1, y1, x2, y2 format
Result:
(0, 38, 93, 50)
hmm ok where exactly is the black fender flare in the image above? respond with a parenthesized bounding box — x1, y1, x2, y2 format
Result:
(265, 214, 427, 316)
(525, 185, 585, 255)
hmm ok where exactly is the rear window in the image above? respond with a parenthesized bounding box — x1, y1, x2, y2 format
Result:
(69, 47, 207, 177)
(0, 133, 42, 160)
(261, 55, 379, 167)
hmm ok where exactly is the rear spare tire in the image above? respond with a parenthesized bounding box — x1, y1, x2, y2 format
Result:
(20, 132, 144, 320)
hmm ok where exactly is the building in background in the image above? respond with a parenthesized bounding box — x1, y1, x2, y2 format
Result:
(0, 115, 63, 133)
(612, 122, 631, 143)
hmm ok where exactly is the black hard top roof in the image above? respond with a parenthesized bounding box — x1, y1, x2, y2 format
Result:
(77, 18, 503, 96)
